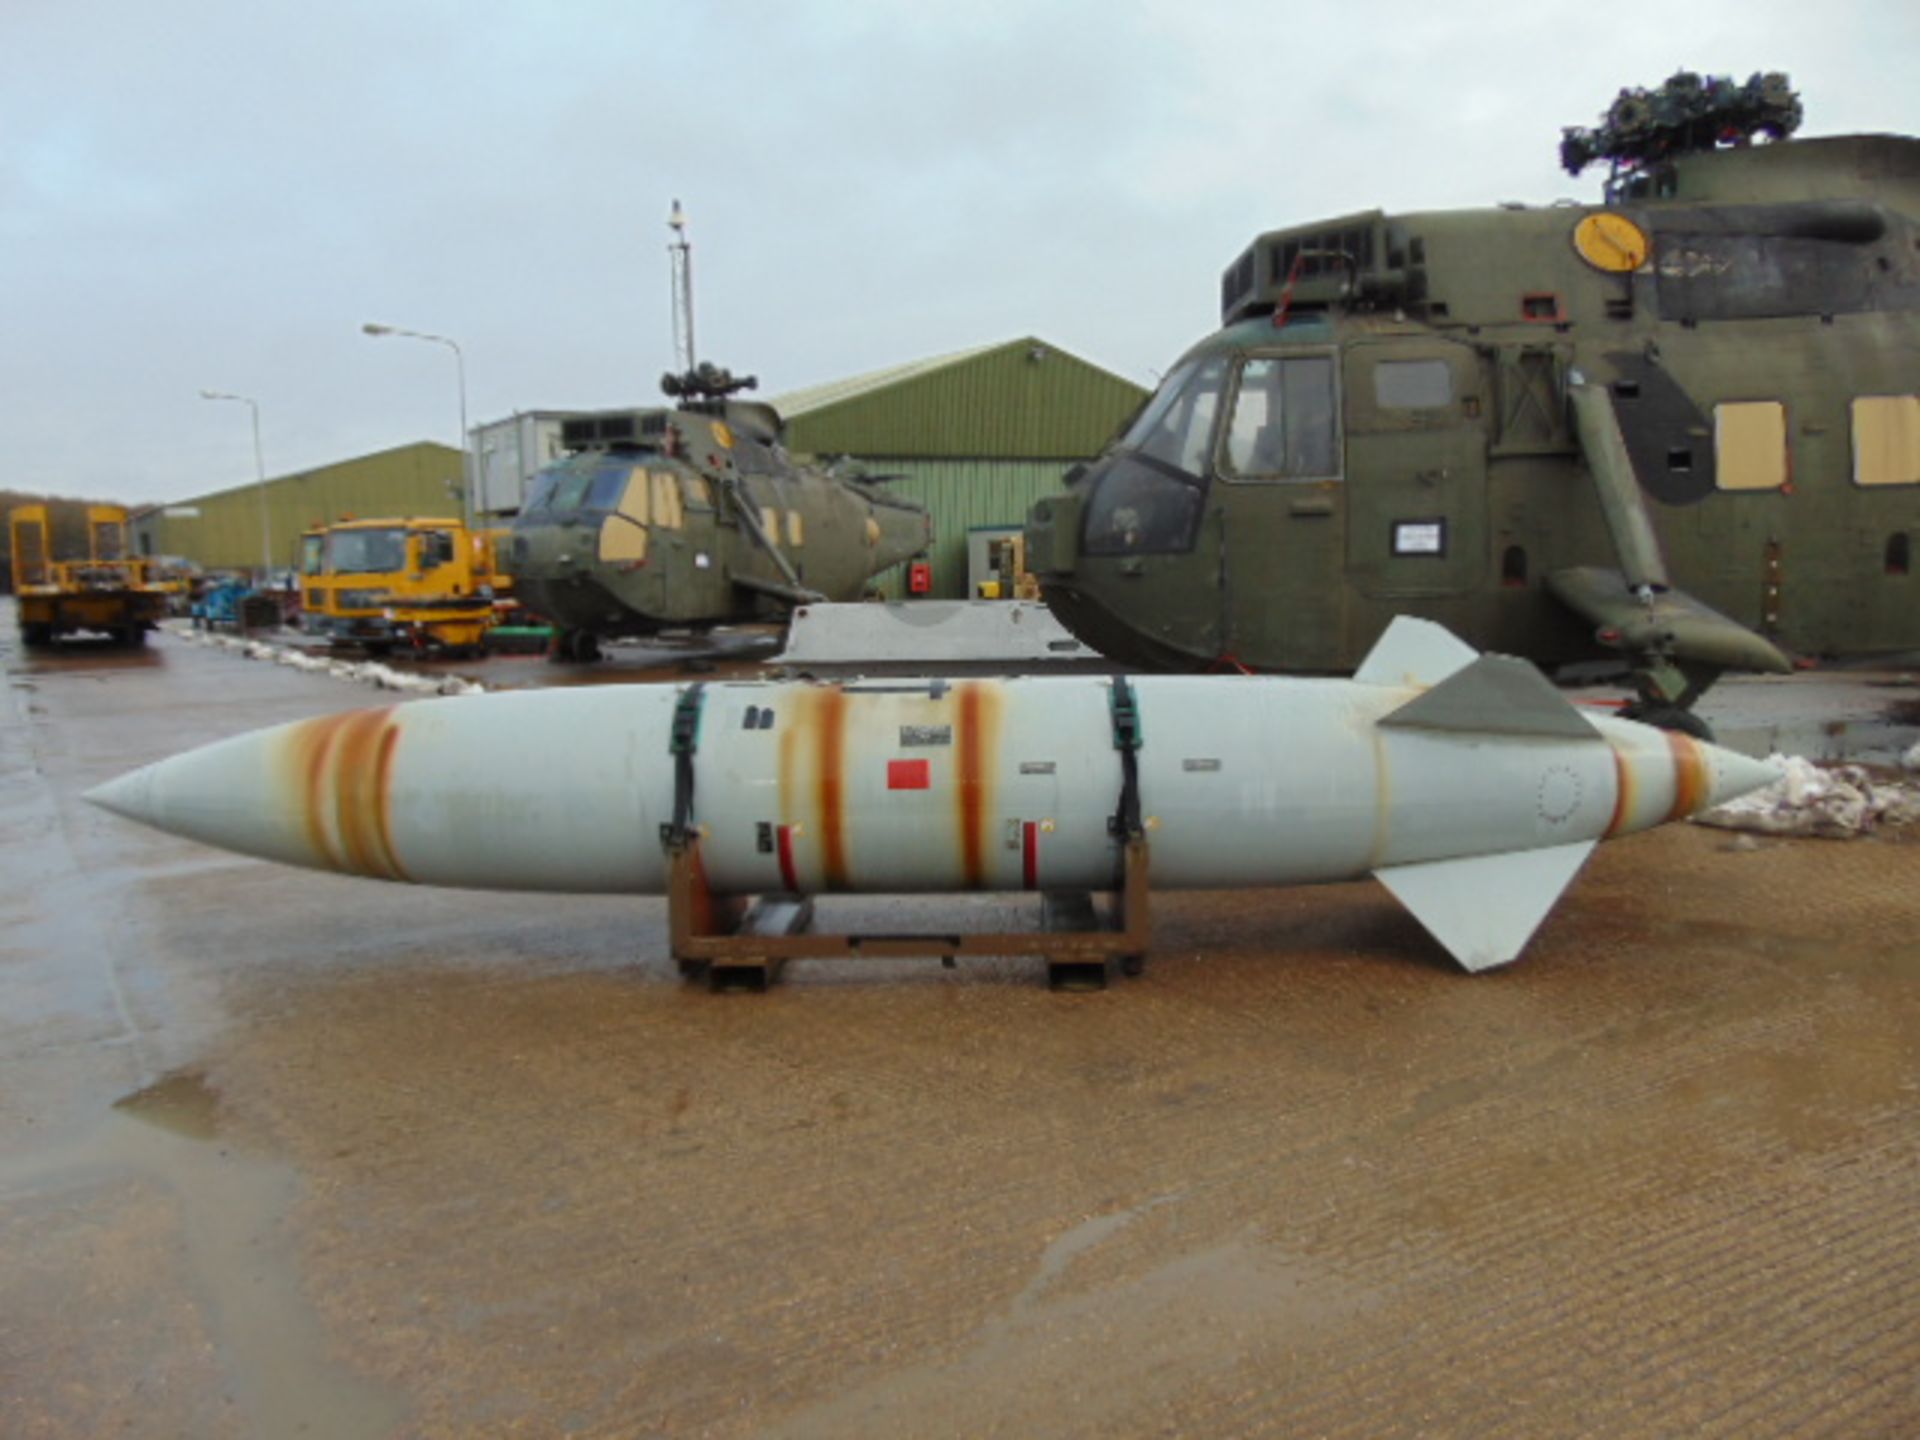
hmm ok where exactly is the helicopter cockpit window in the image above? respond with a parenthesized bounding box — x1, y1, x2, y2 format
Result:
(1373, 359, 1452, 410)
(582, 468, 629, 512)
(549, 469, 596, 514)
(1082, 453, 1205, 556)
(1123, 357, 1228, 478)
(1223, 356, 1338, 479)
(522, 472, 561, 515)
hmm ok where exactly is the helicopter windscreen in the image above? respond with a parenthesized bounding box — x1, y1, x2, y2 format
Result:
(1081, 357, 1226, 556)
(1121, 356, 1227, 477)
(522, 462, 629, 519)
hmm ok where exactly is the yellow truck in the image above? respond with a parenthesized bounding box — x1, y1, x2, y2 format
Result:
(298, 516, 513, 657)
(9, 503, 169, 647)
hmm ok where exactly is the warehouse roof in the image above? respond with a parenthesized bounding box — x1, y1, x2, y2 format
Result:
(770, 340, 1008, 418)
(768, 337, 1146, 461)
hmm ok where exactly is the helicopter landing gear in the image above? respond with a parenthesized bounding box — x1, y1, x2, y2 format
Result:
(1618, 701, 1714, 740)
(1621, 656, 1719, 741)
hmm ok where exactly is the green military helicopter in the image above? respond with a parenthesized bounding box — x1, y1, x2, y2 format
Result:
(507, 361, 931, 661)
(1025, 73, 1920, 731)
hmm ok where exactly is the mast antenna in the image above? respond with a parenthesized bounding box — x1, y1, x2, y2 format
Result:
(668, 199, 696, 374)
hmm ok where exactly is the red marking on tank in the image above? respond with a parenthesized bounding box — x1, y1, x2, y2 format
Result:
(1605, 745, 1633, 839)
(1022, 821, 1038, 890)
(888, 758, 930, 790)
(816, 686, 849, 889)
(776, 824, 799, 893)
(1665, 732, 1709, 822)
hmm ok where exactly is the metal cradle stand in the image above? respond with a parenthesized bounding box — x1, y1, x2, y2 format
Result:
(665, 837, 1153, 993)
(659, 677, 1153, 991)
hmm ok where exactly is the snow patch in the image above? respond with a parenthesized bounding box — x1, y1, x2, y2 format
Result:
(163, 623, 485, 697)
(1696, 754, 1920, 839)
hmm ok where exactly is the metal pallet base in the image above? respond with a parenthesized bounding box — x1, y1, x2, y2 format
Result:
(667, 838, 1152, 991)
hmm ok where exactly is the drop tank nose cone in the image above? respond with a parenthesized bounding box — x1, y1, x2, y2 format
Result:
(84, 767, 158, 826)
(1701, 744, 1784, 812)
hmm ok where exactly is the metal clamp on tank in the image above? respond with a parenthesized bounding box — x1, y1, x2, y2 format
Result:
(660, 683, 707, 849)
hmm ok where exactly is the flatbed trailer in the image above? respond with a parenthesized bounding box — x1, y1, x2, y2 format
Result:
(9, 503, 169, 647)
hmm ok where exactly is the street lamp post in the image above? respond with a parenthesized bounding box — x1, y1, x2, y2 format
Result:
(362, 323, 470, 520)
(199, 389, 272, 579)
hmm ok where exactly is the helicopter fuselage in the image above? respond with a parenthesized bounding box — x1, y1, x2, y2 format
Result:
(1027, 135, 1920, 695)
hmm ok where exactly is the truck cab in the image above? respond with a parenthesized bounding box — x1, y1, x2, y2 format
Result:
(299, 517, 497, 656)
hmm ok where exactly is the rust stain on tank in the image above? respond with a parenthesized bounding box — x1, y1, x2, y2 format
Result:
(955, 682, 1001, 889)
(1665, 732, 1709, 822)
(815, 685, 849, 890)
(297, 713, 348, 870)
(1605, 744, 1634, 838)
(285, 708, 410, 881)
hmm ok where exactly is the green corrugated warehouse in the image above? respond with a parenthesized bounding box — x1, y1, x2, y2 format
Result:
(134, 442, 462, 574)
(132, 339, 1142, 591)
(773, 337, 1145, 598)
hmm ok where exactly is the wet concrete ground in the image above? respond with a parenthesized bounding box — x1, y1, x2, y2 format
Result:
(4, 607, 1918, 1438)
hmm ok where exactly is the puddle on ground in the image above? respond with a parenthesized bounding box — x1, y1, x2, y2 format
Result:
(2, 1072, 408, 1440)
(767, 1197, 1376, 1439)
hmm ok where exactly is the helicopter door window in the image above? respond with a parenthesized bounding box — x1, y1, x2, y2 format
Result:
(1224, 356, 1339, 480)
(1851, 396, 1920, 486)
(616, 469, 652, 525)
(1373, 360, 1452, 410)
(677, 472, 713, 513)
(1713, 402, 1788, 491)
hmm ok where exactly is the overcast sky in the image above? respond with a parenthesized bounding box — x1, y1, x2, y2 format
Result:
(6, 0, 1918, 506)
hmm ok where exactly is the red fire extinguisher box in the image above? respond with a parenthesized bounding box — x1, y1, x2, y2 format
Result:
(908, 562, 932, 595)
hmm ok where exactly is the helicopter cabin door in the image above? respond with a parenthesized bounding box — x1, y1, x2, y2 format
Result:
(1341, 339, 1489, 609)
(1214, 348, 1348, 670)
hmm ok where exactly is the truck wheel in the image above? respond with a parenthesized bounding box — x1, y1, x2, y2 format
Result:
(21, 622, 53, 648)
(548, 629, 602, 664)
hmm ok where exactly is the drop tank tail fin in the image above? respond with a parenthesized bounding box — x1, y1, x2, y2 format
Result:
(1353, 616, 1479, 688)
(1379, 654, 1601, 741)
(1375, 841, 1598, 972)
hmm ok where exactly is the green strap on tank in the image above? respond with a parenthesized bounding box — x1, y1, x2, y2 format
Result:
(662, 683, 707, 848)
(1108, 676, 1143, 841)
